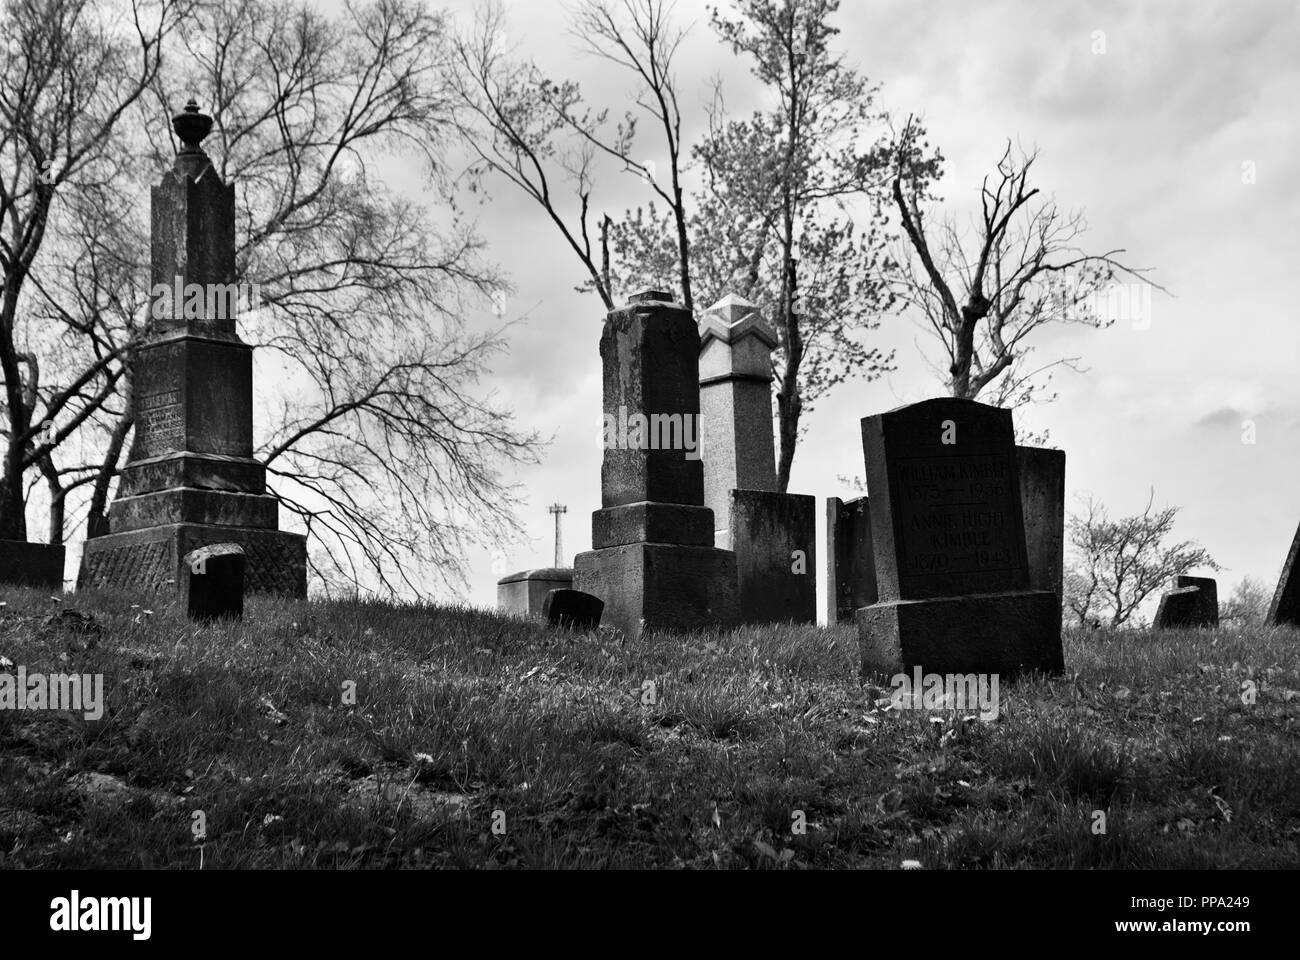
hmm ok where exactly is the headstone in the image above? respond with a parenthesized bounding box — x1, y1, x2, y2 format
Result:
(497, 567, 573, 618)
(1153, 575, 1218, 628)
(574, 290, 738, 636)
(543, 588, 604, 630)
(78, 100, 306, 597)
(1267, 521, 1300, 627)
(1152, 586, 1199, 628)
(729, 490, 815, 624)
(184, 543, 245, 621)
(697, 294, 815, 624)
(0, 540, 64, 590)
(826, 496, 877, 623)
(855, 397, 1063, 678)
(1015, 446, 1065, 598)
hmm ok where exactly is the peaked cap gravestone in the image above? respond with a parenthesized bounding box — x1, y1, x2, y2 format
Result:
(574, 291, 738, 636)
(855, 398, 1063, 677)
(697, 294, 814, 625)
(78, 100, 306, 597)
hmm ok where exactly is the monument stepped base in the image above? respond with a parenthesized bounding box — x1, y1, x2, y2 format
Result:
(574, 542, 738, 638)
(79, 523, 306, 598)
(857, 590, 1063, 679)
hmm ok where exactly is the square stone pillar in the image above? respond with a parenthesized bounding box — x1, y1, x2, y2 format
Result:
(574, 291, 737, 636)
(697, 294, 814, 624)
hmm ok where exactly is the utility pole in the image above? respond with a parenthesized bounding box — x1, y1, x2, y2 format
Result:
(547, 503, 567, 567)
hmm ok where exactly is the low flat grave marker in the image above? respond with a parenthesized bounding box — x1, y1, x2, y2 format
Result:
(543, 588, 604, 630)
(184, 543, 245, 621)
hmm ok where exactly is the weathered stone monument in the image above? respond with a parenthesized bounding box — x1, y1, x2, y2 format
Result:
(1268, 522, 1300, 627)
(574, 290, 738, 636)
(855, 397, 1063, 677)
(826, 496, 877, 623)
(697, 295, 814, 624)
(497, 567, 573, 617)
(78, 100, 306, 597)
(1154, 574, 1218, 628)
(1015, 445, 1066, 598)
(0, 542, 64, 590)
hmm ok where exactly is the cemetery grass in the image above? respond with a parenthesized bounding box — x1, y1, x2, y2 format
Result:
(1, 587, 1297, 869)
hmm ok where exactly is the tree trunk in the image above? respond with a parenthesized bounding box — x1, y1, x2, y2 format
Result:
(87, 375, 134, 538)
(0, 464, 27, 541)
(41, 455, 65, 545)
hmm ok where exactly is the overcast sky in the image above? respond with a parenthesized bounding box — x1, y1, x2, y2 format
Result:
(437, 0, 1298, 617)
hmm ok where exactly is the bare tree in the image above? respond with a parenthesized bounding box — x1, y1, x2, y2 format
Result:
(97, 0, 542, 598)
(0, 0, 183, 541)
(450, 0, 691, 312)
(891, 123, 1160, 413)
(1220, 575, 1270, 628)
(461, 0, 912, 491)
(11, 0, 540, 596)
(1064, 491, 1218, 629)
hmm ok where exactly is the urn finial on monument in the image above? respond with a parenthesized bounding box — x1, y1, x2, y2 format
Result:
(171, 99, 215, 180)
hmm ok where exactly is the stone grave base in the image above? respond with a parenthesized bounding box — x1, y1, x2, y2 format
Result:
(0, 539, 66, 589)
(593, 502, 714, 548)
(857, 589, 1063, 679)
(497, 567, 573, 617)
(574, 542, 738, 637)
(729, 490, 816, 625)
(107, 487, 280, 533)
(78, 523, 306, 598)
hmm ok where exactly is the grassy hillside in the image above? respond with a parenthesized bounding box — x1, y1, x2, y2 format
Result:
(1, 585, 1297, 868)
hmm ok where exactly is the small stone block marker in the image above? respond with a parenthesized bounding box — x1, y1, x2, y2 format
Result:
(855, 397, 1063, 678)
(1267, 521, 1300, 627)
(1153, 575, 1218, 628)
(543, 588, 604, 630)
(0, 540, 65, 590)
(184, 543, 245, 621)
(574, 290, 738, 636)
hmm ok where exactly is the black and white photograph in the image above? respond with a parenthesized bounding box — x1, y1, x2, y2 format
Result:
(0, 0, 1290, 942)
